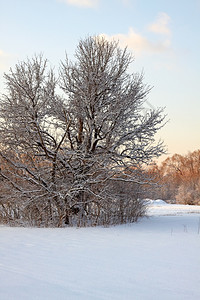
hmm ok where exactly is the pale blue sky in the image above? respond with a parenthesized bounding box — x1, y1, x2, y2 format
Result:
(0, 0, 200, 161)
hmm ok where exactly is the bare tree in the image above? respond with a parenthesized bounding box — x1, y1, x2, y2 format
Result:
(0, 55, 71, 226)
(0, 36, 166, 226)
(157, 151, 200, 204)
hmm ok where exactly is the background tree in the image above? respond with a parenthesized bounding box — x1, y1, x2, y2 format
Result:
(146, 150, 200, 205)
(0, 36, 166, 226)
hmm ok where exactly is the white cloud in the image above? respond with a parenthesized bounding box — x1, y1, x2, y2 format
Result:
(148, 12, 171, 36)
(101, 27, 171, 56)
(58, 0, 99, 8)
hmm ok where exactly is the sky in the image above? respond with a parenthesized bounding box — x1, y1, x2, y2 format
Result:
(0, 0, 200, 162)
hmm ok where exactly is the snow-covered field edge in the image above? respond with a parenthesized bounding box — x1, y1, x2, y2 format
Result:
(0, 200, 200, 300)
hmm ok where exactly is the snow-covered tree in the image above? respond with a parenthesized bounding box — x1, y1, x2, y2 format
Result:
(0, 36, 166, 226)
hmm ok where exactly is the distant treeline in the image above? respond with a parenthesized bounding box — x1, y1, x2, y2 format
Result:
(146, 149, 200, 205)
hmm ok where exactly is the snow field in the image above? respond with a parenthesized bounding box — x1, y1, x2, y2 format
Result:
(0, 202, 200, 300)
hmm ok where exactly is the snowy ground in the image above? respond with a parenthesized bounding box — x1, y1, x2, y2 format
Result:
(0, 201, 200, 300)
(147, 199, 200, 216)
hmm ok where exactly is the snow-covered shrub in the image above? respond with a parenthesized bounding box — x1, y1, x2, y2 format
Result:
(175, 183, 200, 205)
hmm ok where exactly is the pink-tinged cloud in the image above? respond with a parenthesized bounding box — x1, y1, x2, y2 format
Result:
(148, 12, 171, 36)
(101, 27, 171, 56)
